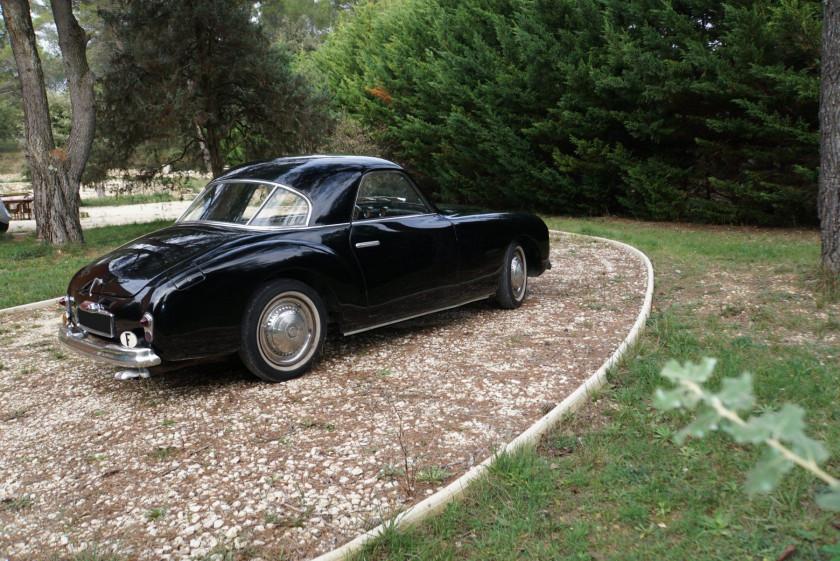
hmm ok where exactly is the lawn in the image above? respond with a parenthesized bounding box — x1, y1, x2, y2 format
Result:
(356, 218, 840, 561)
(0, 220, 171, 309)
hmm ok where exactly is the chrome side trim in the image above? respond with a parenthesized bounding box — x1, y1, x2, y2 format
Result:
(175, 219, 331, 232)
(58, 324, 162, 368)
(342, 294, 493, 336)
(351, 213, 436, 225)
(354, 240, 380, 248)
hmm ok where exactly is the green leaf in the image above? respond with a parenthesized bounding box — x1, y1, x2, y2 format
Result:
(790, 434, 829, 466)
(674, 407, 720, 445)
(728, 415, 774, 444)
(660, 358, 716, 384)
(716, 372, 754, 410)
(745, 449, 794, 495)
(767, 404, 806, 441)
(653, 387, 684, 410)
(815, 488, 840, 512)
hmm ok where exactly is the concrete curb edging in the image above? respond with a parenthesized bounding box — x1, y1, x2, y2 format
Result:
(311, 231, 655, 561)
(0, 297, 61, 315)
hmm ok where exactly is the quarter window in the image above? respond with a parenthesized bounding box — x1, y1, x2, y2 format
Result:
(354, 172, 430, 220)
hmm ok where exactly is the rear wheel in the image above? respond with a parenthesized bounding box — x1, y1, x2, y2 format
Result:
(495, 242, 528, 309)
(0, 221, 8, 233)
(239, 280, 326, 382)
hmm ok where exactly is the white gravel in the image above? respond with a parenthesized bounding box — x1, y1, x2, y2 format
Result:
(0, 233, 648, 560)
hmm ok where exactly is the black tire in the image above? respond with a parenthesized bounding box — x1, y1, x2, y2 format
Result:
(239, 280, 326, 382)
(495, 242, 528, 309)
(0, 221, 8, 233)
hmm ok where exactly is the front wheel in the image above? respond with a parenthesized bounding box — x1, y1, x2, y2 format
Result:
(495, 242, 528, 309)
(239, 280, 326, 382)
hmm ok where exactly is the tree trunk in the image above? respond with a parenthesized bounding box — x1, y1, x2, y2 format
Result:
(52, 0, 95, 187)
(821, 0, 840, 274)
(1, 0, 92, 244)
(195, 120, 214, 175)
(202, 124, 225, 178)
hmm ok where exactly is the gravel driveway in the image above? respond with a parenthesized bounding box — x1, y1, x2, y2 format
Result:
(0, 233, 648, 560)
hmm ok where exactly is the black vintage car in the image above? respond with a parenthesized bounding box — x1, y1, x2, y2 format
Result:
(58, 156, 550, 381)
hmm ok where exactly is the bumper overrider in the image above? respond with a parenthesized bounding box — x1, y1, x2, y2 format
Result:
(58, 323, 161, 369)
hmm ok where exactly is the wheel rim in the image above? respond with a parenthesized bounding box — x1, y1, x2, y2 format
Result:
(257, 292, 318, 370)
(510, 247, 527, 301)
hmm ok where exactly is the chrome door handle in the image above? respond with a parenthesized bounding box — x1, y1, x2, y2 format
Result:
(355, 240, 380, 248)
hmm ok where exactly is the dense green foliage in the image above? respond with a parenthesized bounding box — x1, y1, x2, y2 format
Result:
(259, 0, 359, 52)
(91, 0, 331, 179)
(314, 0, 821, 225)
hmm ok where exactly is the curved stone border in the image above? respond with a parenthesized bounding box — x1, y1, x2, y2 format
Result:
(0, 296, 60, 315)
(312, 231, 655, 561)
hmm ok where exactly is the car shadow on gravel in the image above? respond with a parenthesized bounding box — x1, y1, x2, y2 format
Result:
(136, 299, 496, 391)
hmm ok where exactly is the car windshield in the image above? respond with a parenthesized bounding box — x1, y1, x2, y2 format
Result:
(178, 181, 310, 227)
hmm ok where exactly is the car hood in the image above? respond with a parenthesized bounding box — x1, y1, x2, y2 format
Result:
(71, 224, 247, 298)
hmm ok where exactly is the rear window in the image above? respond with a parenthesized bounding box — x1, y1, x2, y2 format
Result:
(179, 181, 310, 227)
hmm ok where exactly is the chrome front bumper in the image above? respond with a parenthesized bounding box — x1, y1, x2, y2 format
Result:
(58, 324, 161, 369)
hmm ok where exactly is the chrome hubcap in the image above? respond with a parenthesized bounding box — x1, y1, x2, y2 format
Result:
(258, 295, 315, 368)
(510, 247, 526, 300)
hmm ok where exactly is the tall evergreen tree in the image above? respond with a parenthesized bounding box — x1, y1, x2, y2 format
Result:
(95, 0, 330, 179)
(315, 0, 822, 226)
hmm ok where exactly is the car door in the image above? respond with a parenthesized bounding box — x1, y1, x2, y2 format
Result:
(349, 171, 459, 324)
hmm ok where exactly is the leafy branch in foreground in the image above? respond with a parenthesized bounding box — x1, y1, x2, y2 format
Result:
(654, 358, 840, 511)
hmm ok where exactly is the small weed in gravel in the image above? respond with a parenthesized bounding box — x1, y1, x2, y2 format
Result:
(378, 465, 405, 481)
(150, 447, 177, 460)
(299, 420, 335, 431)
(416, 465, 452, 485)
(1, 493, 36, 511)
(145, 506, 168, 521)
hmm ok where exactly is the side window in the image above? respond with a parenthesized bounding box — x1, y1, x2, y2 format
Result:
(353, 172, 430, 220)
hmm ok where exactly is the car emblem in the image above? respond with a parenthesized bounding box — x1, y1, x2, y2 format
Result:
(89, 277, 104, 295)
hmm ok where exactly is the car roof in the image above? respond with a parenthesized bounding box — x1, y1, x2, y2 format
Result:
(215, 155, 404, 225)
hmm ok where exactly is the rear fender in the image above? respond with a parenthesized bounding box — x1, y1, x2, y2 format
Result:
(149, 241, 363, 361)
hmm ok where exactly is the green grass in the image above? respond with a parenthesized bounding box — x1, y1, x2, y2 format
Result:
(80, 192, 181, 207)
(354, 217, 840, 561)
(0, 219, 171, 309)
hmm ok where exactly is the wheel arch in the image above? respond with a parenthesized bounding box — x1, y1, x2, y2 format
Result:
(514, 235, 542, 277)
(262, 267, 342, 328)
